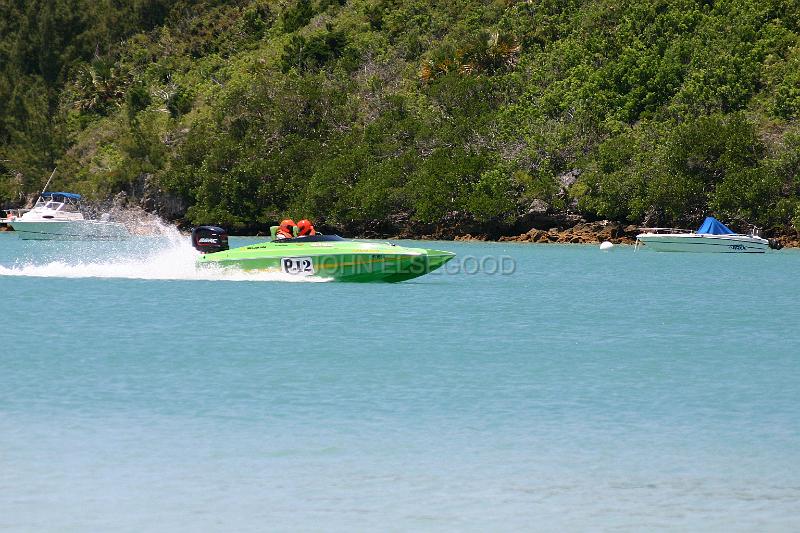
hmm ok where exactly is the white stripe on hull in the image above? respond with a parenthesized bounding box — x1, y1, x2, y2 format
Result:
(9, 221, 129, 240)
(636, 234, 769, 253)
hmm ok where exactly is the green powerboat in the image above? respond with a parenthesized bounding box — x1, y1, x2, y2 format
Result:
(191, 226, 455, 282)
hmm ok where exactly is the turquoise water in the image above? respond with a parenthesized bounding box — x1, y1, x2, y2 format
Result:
(1, 231, 799, 531)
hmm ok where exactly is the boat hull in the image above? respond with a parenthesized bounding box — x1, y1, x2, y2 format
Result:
(197, 241, 456, 282)
(9, 220, 130, 240)
(636, 233, 769, 253)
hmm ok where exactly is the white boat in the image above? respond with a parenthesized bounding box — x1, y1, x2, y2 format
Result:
(4, 192, 129, 240)
(635, 216, 777, 253)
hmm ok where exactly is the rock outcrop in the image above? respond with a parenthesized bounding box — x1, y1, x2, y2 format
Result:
(499, 221, 638, 244)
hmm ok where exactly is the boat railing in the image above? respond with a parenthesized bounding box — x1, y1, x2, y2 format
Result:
(637, 227, 694, 234)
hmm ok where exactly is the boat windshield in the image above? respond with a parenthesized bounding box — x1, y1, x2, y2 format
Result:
(35, 196, 80, 212)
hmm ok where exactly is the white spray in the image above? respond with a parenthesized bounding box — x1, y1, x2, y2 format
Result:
(0, 212, 329, 283)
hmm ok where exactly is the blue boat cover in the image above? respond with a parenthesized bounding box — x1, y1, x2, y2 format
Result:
(696, 216, 735, 235)
(42, 192, 81, 199)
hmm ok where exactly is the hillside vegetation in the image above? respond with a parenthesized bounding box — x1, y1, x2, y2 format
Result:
(2, 0, 800, 234)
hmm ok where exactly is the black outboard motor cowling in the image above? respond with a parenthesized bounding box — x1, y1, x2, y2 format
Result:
(191, 226, 229, 253)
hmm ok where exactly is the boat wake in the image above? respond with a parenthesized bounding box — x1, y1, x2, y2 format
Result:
(0, 219, 329, 283)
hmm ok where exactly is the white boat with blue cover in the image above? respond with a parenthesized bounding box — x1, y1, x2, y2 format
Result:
(5, 192, 129, 240)
(635, 217, 777, 253)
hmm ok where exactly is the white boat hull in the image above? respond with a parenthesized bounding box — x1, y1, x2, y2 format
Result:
(636, 233, 769, 253)
(9, 220, 130, 240)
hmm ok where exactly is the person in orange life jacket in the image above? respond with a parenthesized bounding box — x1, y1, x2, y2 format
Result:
(276, 219, 296, 240)
(297, 219, 316, 237)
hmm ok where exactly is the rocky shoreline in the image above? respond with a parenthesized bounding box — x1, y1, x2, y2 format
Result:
(376, 218, 800, 248)
(328, 210, 800, 247)
(470, 221, 639, 245)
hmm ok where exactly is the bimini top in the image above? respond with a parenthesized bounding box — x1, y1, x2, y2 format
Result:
(696, 216, 735, 235)
(41, 192, 81, 200)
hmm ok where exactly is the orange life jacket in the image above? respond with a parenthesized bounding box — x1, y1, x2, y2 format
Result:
(297, 219, 316, 236)
(277, 219, 296, 239)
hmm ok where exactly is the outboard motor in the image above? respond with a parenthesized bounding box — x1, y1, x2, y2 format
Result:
(191, 226, 229, 253)
(768, 238, 783, 250)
